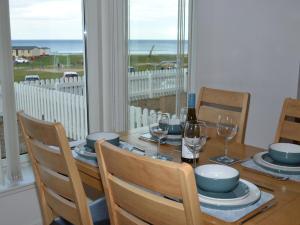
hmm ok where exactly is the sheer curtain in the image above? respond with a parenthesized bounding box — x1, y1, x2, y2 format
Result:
(0, 0, 22, 184)
(176, 0, 188, 116)
(84, 0, 128, 132)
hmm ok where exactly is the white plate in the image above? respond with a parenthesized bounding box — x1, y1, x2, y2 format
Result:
(253, 151, 300, 173)
(198, 179, 261, 209)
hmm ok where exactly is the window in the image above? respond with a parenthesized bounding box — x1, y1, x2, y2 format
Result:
(128, 0, 189, 128)
(2, 0, 88, 160)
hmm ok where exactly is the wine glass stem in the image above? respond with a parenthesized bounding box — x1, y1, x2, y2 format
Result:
(157, 138, 160, 157)
(193, 145, 196, 168)
(224, 138, 228, 157)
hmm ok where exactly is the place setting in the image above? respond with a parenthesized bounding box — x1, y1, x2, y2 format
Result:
(178, 118, 275, 222)
(72, 132, 146, 165)
(194, 164, 275, 223)
(139, 110, 186, 147)
(241, 142, 300, 182)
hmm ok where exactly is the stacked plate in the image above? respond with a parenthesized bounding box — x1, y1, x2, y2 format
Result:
(253, 143, 300, 175)
(74, 132, 121, 159)
(195, 164, 261, 209)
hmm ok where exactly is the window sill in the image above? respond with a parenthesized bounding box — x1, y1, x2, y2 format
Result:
(0, 156, 35, 198)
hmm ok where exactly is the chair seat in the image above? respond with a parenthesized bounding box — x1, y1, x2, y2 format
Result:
(51, 198, 110, 225)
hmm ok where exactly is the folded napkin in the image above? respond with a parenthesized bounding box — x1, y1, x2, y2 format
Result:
(241, 159, 300, 182)
(200, 191, 274, 223)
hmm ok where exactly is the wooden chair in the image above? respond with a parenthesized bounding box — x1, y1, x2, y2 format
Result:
(275, 98, 300, 143)
(196, 87, 250, 144)
(18, 112, 109, 225)
(95, 140, 202, 225)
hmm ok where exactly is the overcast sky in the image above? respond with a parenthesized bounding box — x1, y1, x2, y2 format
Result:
(9, 0, 181, 40)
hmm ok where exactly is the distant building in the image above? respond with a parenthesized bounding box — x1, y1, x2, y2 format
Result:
(39, 47, 50, 56)
(12, 46, 40, 58)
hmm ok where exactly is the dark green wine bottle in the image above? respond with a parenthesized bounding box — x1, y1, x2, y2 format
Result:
(181, 93, 199, 163)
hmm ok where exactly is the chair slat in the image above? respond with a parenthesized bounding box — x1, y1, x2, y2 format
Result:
(284, 99, 300, 118)
(109, 175, 186, 225)
(199, 87, 246, 108)
(280, 121, 300, 142)
(30, 139, 68, 175)
(39, 165, 75, 201)
(275, 98, 300, 142)
(115, 206, 150, 225)
(19, 113, 59, 146)
(45, 188, 80, 225)
(198, 105, 241, 124)
(101, 143, 182, 197)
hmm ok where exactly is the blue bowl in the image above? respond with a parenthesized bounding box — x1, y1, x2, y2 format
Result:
(269, 143, 300, 164)
(168, 119, 182, 135)
(86, 132, 120, 150)
(195, 164, 240, 193)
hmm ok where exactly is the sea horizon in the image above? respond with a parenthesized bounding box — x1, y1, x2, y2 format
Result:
(12, 39, 188, 55)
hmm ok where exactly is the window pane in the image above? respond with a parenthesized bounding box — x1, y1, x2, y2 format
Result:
(128, 0, 189, 128)
(5, 0, 87, 157)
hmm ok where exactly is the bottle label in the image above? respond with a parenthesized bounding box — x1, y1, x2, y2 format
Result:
(188, 93, 196, 108)
(182, 138, 199, 159)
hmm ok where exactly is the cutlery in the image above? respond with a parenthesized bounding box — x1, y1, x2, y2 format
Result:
(239, 200, 276, 224)
(252, 182, 274, 192)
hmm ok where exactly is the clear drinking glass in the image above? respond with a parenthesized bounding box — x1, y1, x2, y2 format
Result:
(149, 113, 169, 158)
(216, 115, 238, 163)
(179, 107, 188, 128)
(184, 121, 207, 168)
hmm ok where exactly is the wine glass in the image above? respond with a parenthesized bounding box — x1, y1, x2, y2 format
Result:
(149, 113, 169, 158)
(179, 107, 188, 128)
(184, 121, 207, 168)
(216, 115, 238, 163)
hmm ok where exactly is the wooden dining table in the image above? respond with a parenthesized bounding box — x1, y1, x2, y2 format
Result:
(74, 128, 300, 225)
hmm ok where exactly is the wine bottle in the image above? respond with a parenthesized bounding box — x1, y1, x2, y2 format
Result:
(181, 93, 199, 163)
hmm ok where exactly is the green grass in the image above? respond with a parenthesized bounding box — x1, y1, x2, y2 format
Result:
(13, 54, 187, 81)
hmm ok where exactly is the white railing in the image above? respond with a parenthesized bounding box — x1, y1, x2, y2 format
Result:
(20, 69, 188, 100)
(21, 76, 86, 95)
(13, 69, 187, 139)
(129, 69, 187, 101)
(14, 83, 88, 140)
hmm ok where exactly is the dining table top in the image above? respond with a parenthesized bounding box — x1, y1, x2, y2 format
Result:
(74, 128, 300, 225)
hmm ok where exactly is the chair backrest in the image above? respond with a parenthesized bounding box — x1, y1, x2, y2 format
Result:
(96, 140, 202, 225)
(275, 98, 300, 143)
(196, 87, 250, 143)
(18, 112, 93, 225)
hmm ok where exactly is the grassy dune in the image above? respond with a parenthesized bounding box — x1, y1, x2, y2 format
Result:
(14, 54, 188, 82)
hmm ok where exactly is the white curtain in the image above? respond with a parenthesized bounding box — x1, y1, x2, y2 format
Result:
(0, 0, 22, 183)
(84, 0, 128, 132)
(176, 0, 188, 115)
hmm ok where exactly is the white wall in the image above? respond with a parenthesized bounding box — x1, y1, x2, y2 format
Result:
(0, 185, 42, 225)
(191, 0, 300, 148)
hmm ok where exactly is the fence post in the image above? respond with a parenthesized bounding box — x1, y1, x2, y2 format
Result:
(148, 71, 153, 99)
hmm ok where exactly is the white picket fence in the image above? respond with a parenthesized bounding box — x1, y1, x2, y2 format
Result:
(14, 83, 88, 140)
(21, 76, 85, 95)
(20, 69, 187, 100)
(129, 69, 188, 100)
(13, 69, 187, 140)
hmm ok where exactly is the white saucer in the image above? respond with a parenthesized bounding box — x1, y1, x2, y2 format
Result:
(198, 179, 261, 209)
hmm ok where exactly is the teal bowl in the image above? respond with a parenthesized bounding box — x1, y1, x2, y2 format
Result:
(269, 143, 300, 164)
(195, 164, 240, 193)
(168, 119, 182, 135)
(86, 132, 120, 151)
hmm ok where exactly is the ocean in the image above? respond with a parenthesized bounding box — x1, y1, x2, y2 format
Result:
(12, 39, 188, 55)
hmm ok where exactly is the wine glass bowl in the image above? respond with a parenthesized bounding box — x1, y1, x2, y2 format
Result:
(149, 113, 169, 158)
(216, 115, 238, 163)
(184, 121, 207, 168)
